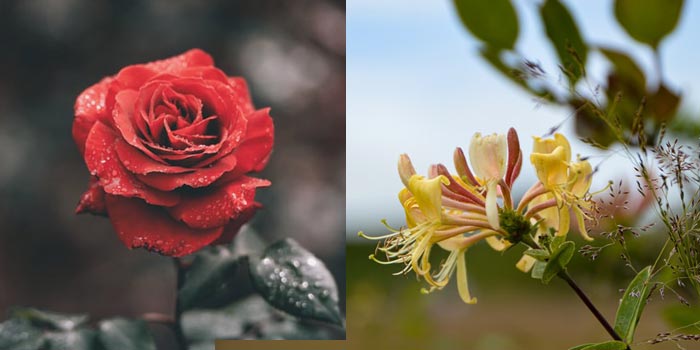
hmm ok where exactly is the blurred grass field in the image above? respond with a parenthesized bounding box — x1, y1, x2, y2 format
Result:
(346, 233, 697, 350)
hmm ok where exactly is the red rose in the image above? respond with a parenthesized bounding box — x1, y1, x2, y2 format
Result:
(73, 49, 274, 257)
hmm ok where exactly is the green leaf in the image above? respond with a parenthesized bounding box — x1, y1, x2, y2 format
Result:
(42, 329, 100, 350)
(531, 260, 546, 280)
(183, 295, 336, 343)
(11, 307, 88, 331)
(569, 340, 628, 350)
(98, 318, 156, 350)
(453, 0, 519, 50)
(540, 0, 587, 83)
(0, 318, 44, 350)
(614, 266, 652, 343)
(178, 245, 242, 311)
(614, 0, 684, 48)
(523, 249, 550, 260)
(249, 239, 343, 326)
(599, 48, 646, 92)
(542, 241, 575, 284)
(649, 84, 680, 122)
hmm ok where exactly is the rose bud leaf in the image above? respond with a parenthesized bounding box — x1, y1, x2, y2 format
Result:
(249, 239, 344, 327)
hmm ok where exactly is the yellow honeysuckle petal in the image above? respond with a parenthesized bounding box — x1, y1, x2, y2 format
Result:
(516, 255, 537, 273)
(531, 146, 569, 188)
(485, 180, 500, 229)
(556, 205, 570, 237)
(397, 154, 416, 188)
(533, 133, 571, 162)
(408, 175, 449, 221)
(457, 252, 477, 304)
(485, 235, 511, 251)
(569, 159, 593, 197)
(573, 206, 594, 241)
(469, 132, 507, 181)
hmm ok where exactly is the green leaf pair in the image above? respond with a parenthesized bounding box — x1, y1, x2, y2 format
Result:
(0, 308, 154, 350)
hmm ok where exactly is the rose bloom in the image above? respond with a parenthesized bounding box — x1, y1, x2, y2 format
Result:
(73, 49, 273, 257)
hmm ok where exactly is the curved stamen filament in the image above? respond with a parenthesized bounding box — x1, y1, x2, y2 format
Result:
(516, 182, 547, 213)
(524, 198, 558, 219)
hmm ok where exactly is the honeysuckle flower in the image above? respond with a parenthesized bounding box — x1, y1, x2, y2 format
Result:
(529, 133, 595, 240)
(469, 132, 507, 229)
(361, 128, 599, 303)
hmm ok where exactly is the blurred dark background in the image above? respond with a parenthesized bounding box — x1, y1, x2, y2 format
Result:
(0, 0, 345, 339)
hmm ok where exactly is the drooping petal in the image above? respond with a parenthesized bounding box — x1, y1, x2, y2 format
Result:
(167, 176, 270, 229)
(573, 206, 594, 241)
(556, 205, 571, 237)
(75, 176, 107, 215)
(456, 252, 477, 304)
(104, 195, 223, 257)
(468, 132, 507, 181)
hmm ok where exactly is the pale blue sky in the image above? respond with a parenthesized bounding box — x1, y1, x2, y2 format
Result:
(346, 0, 700, 236)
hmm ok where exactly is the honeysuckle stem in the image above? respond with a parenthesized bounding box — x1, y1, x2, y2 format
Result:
(173, 258, 187, 350)
(557, 271, 630, 349)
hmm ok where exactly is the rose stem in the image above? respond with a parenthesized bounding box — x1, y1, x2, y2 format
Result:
(557, 271, 631, 350)
(173, 258, 187, 349)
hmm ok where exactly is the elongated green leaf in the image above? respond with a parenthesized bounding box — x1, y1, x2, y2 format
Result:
(183, 295, 337, 344)
(542, 241, 575, 284)
(540, 0, 587, 83)
(614, 0, 684, 48)
(178, 244, 241, 311)
(614, 266, 652, 343)
(10, 307, 88, 331)
(98, 318, 156, 350)
(523, 249, 550, 260)
(250, 239, 343, 326)
(453, 0, 519, 50)
(569, 340, 628, 350)
(531, 260, 546, 279)
(599, 48, 646, 92)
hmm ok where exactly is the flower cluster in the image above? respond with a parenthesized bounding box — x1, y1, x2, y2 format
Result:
(360, 128, 596, 303)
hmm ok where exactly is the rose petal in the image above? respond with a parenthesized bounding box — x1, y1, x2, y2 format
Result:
(229, 77, 255, 115)
(104, 195, 223, 257)
(75, 176, 107, 215)
(212, 206, 260, 245)
(167, 176, 270, 229)
(84, 122, 180, 206)
(113, 90, 168, 162)
(136, 152, 238, 191)
(73, 77, 113, 155)
(215, 108, 273, 183)
(114, 139, 193, 175)
(144, 49, 213, 74)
